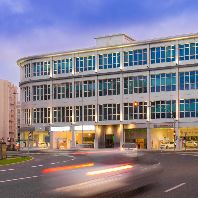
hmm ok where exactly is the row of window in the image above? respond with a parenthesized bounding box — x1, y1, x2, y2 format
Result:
(151, 45, 176, 64)
(99, 78, 120, 96)
(24, 64, 31, 78)
(33, 85, 51, 101)
(151, 100, 176, 119)
(24, 43, 198, 78)
(180, 99, 198, 118)
(124, 49, 147, 67)
(53, 58, 72, 74)
(24, 99, 198, 124)
(53, 83, 73, 99)
(76, 56, 95, 72)
(179, 43, 198, 61)
(151, 73, 176, 92)
(22, 71, 198, 101)
(75, 80, 95, 98)
(33, 61, 50, 77)
(99, 53, 120, 69)
(179, 71, 198, 90)
(124, 76, 147, 94)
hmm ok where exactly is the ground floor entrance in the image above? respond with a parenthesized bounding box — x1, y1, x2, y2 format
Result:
(105, 134, 114, 148)
(124, 128, 147, 149)
(151, 128, 174, 150)
(75, 131, 95, 148)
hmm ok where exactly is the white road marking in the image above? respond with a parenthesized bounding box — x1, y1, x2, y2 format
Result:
(0, 175, 39, 183)
(180, 153, 198, 157)
(38, 165, 43, 167)
(31, 166, 37, 168)
(164, 183, 186, 192)
(51, 162, 55, 164)
(0, 169, 15, 172)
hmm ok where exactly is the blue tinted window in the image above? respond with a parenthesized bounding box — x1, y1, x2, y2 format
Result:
(150, 45, 175, 64)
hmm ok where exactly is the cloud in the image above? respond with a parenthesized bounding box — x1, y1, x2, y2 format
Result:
(1, 6, 198, 86)
(0, 0, 29, 14)
(115, 9, 198, 40)
(0, 26, 96, 85)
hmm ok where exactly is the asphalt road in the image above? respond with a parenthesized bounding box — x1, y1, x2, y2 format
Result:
(0, 150, 198, 198)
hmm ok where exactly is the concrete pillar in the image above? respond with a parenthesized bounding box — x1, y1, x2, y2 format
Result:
(50, 131, 55, 149)
(175, 121, 180, 150)
(71, 125, 76, 148)
(94, 125, 98, 149)
(120, 124, 124, 149)
(147, 122, 151, 150)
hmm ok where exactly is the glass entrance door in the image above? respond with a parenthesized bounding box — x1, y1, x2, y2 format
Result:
(105, 134, 114, 148)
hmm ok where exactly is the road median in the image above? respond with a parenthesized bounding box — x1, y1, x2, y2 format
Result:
(0, 156, 32, 166)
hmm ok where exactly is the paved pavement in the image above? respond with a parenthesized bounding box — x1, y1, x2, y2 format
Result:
(0, 150, 198, 197)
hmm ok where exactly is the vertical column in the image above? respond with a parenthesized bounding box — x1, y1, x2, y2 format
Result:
(147, 122, 151, 150)
(119, 124, 124, 149)
(50, 131, 55, 149)
(176, 42, 180, 149)
(120, 49, 124, 122)
(95, 51, 98, 73)
(71, 54, 76, 148)
(94, 125, 98, 149)
(50, 57, 53, 125)
(95, 75, 98, 123)
(95, 52, 99, 149)
(120, 50, 124, 70)
(71, 125, 76, 148)
(147, 44, 151, 150)
(72, 54, 75, 75)
(120, 50, 124, 148)
(175, 121, 179, 150)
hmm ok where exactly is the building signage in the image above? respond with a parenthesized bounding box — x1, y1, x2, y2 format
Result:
(153, 123, 173, 128)
(74, 125, 95, 131)
(51, 126, 70, 132)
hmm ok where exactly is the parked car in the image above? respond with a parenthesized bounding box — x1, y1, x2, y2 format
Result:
(185, 141, 197, 148)
(38, 142, 47, 148)
(160, 142, 175, 149)
(121, 143, 138, 157)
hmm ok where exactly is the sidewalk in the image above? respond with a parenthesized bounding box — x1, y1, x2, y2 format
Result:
(7, 147, 198, 155)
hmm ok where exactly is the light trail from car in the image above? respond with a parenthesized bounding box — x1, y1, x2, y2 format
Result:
(42, 163, 94, 174)
(87, 164, 133, 176)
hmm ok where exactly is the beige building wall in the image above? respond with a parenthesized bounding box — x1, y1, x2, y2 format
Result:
(0, 79, 17, 144)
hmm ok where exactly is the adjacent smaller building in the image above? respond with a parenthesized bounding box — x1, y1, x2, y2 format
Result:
(0, 80, 18, 148)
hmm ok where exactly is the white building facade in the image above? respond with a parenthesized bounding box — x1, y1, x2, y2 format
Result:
(17, 33, 198, 150)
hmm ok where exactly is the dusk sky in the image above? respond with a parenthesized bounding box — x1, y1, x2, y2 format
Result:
(1, 0, 198, 85)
